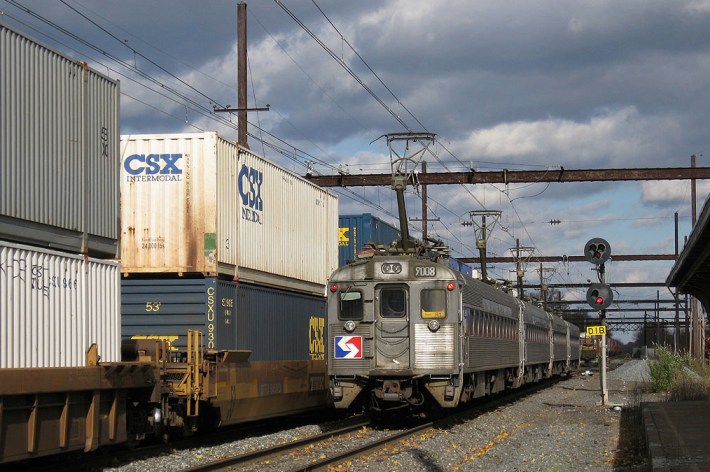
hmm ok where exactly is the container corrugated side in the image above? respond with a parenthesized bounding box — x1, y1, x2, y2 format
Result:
(237, 148, 338, 293)
(121, 277, 237, 351)
(121, 278, 326, 361)
(120, 132, 239, 275)
(0, 23, 120, 257)
(235, 283, 326, 361)
(338, 214, 401, 266)
(0, 240, 120, 368)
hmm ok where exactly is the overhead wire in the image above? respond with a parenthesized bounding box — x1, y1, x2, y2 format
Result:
(4, 1, 401, 224)
(9, 1, 555, 289)
(274, 0, 411, 131)
(309, 0, 428, 133)
(296, 1, 502, 245)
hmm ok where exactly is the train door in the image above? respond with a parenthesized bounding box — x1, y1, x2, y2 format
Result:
(374, 284, 410, 369)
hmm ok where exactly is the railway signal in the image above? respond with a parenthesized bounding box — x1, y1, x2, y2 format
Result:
(586, 283, 613, 310)
(583, 236, 612, 406)
(584, 237, 611, 264)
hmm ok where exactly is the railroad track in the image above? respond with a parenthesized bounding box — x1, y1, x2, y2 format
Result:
(183, 377, 563, 472)
(183, 419, 377, 472)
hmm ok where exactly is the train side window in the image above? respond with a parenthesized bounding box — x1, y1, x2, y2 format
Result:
(421, 289, 446, 318)
(339, 291, 363, 320)
(380, 288, 407, 318)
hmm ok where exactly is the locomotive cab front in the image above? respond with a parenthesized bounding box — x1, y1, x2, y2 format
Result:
(327, 255, 462, 414)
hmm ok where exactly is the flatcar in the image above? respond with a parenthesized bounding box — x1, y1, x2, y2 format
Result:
(0, 331, 329, 464)
(327, 249, 580, 414)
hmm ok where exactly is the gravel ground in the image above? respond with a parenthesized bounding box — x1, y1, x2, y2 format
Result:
(336, 359, 656, 472)
(100, 359, 656, 472)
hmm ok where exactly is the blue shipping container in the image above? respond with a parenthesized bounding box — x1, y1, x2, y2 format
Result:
(338, 214, 401, 266)
(122, 278, 238, 351)
(449, 257, 474, 278)
(121, 278, 326, 361)
(236, 283, 326, 361)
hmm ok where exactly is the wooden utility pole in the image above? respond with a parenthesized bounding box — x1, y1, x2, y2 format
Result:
(422, 161, 428, 240)
(537, 263, 555, 311)
(215, 4, 269, 145)
(237, 2, 248, 148)
(410, 162, 440, 240)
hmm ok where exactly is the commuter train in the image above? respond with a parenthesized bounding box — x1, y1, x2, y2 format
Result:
(327, 248, 580, 414)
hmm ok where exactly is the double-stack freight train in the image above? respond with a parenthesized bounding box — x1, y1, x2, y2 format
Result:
(0, 23, 337, 465)
(327, 247, 581, 415)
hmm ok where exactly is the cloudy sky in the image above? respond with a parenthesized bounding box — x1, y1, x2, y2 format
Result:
(4, 0, 709, 339)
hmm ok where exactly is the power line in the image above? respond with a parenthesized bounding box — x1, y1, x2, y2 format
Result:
(274, 0, 411, 130)
(310, 0, 429, 132)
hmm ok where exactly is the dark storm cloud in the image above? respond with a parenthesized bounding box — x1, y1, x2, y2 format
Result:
(4, 0, 709, 270)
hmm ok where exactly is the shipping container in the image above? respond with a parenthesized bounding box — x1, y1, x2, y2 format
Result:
(0, 240, 121, 368)
(121, 277, 238, 351)
(236, 149, 338, 294)
(449, 256, 475, 278)
(235, 283, 326, 361)
(0, 23, 120, 257)
(120, 133, 338, 295)
(338, 214, 401, 266)
(121, 278, 326, 362)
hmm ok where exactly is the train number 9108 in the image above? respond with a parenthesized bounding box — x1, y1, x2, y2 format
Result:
(414, 266, 436, 277)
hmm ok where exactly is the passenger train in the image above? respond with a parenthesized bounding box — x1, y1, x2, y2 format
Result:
(327, 245, 580, 414)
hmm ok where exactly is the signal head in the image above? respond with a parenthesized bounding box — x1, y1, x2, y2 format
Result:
(586, 283, 613, 311)
(584, 237, 611, 264)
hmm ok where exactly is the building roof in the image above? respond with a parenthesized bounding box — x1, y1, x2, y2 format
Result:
(666, 194, 710, 310)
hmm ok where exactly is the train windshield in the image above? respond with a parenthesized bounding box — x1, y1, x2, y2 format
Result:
(339, 291, 363, 320)
(421, 289, 446, 318)
(380, 288, 407, 318)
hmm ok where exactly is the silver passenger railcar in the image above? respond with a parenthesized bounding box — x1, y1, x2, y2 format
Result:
(327, 252, 580, 414)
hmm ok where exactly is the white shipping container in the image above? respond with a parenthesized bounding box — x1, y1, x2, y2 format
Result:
(0, 23, 120, 257)
(0, 240, 121, 368)
(120, 132, 240, 275)
(237, 148, 339, 294)
(120, 133, 338, 294)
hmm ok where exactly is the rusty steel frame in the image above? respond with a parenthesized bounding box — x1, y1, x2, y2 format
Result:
(0, 354, 157, 463)
(305, 166, 710, 187)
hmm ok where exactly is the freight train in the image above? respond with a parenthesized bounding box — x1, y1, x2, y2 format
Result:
(0, 22, 337, 464)
(580, 332, 623, 363)
(0, 328, 329, 464)
(327, 247, 580, 414)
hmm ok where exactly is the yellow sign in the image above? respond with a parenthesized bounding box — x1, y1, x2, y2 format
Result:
(586, 325, 607, 336)
(338, 227, 350, 246)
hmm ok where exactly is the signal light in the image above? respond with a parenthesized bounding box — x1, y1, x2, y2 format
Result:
(584, 237, 611, 265)
(329, 284, 338, 292)
(586, 283, 613, 311)
(447, 282, 455, 291)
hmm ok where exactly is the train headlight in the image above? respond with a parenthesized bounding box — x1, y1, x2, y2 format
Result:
(427, 320, 440, 332)
(344, 320, 356, 332)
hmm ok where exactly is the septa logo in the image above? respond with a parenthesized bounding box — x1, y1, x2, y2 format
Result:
(334, 335, 362, 359)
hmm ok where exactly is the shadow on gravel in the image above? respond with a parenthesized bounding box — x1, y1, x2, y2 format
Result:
(405, 449, 446, 472)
